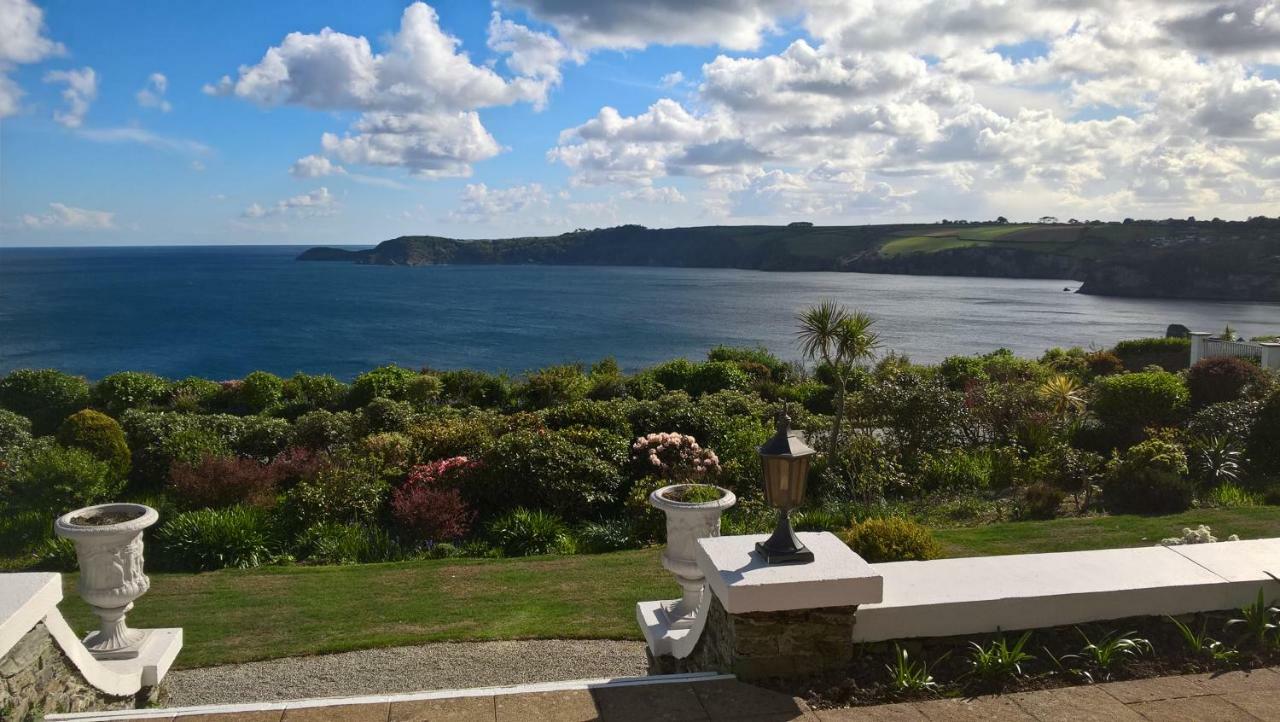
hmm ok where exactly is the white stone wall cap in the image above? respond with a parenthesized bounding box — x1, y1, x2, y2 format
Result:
(696, 532, 884, 614)
(54, 503, 159, 539)
(649, 485, 737, 512)
(0, 572, 62, 658)
(637, 597, 708, 659)
(853, 541, 1279, 643)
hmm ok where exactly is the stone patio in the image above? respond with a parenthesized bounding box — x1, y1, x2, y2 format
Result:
(47, 666, 1280, 721)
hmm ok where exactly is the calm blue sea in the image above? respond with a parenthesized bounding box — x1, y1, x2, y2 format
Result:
(1, 245, 1276, 381)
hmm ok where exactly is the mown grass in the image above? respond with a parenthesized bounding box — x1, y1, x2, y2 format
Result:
(880, 235, 989, 256)
(55, 506, 1280, 669)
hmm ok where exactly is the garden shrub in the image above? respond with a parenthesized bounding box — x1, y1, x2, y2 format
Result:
(1091, 370, 1188, 438)
(1186, 399, 1260, 448)
(1112, 337, 1192, 372)
(439, 369, 511, 408)
(295, 522, 403, 565)
(234, 415, 292, 459)
(284, 457, 389, 529)
(406, 414, 496, 463)
(832, 432, 908, 505)
(1026, 444, 1103, 509)
(1084, 351, 1125, 377)
(1019, 482, 1065, 519)
(154, 505, 280, 571)
(586, 357, 627, 400)
(470, 430, 624, 521)
(121, 410, 249, 486)
(0, 409, 33, 451)
(1186, 356, 1265, 408)
(1103, 437, 1193, 514)
(574, 518, 635, 553)
(358, 397, 414, 436)
(1249, 390, 1280, 474)
(560, 426, 631, 469)
(516, 364, 590, 409)
(5, 440, 125, 514)
(167, 377, 221, 412)
(1039, 347, 1089, 377)
(939, 355, 986, 390)
(631, 432, 721, 483)
(708, 415, 770, 495)
(486, 508, 571, 556)
(859, 370, 966, 463)
(650, 359, 698, 394)
(169, 455, 280, 510)
(841, 518, 941, 563)
(291, 410, 355, 451)
(56, 409, 131, 479)
(541, 399, 635, 437)
(391, 458, 477, 544)
(689, 361, 751, 396)
(917, 448, 992, 493)
(623, 372, 665, 400)
(90, 371, 171, 417)
(237, 371, 285, 414)
(404, 374, 443, 408)
(0, 369, 90, 435)
(356, 432, 414, 478)
(281, 373, 348, 414)
(624, 476, 668, 542)
(349, 364, 417, 407)
(708, 346, 792, 383)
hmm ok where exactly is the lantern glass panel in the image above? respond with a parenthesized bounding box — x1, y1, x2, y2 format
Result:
(761, 455, 810, 509)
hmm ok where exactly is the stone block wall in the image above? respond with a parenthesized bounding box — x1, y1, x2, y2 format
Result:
(650, 596, 858, 680)
(0, 622, 134, 721)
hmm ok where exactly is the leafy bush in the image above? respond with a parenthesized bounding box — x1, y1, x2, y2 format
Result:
(631, 432, 721, 482)
(0, 369, 90, 435)
(516, 365, 590, 409)
(404, 375, 443, 408)
(1026, 444, 1103, 509)
(574, 518, 635, 553)
(1204, 482, 1260, 508)
(284, 458, 389, 528)
(0, 409, 33, 451)
(295, 522, 403, 565)
(1084, 351, 1125, 378)
(167, 377, 221, 412)
(357, 397, 414, 436)
(689, 361, 751, 396)
(1111, 337, 1191, 372)
(390, 458, 476, 544)
(1186, 356, 1265, 408)
(90, 371, 171, 417)
(541, 399, 634, 437)
(56, 409, 131, 479)
(1103, 437, 1193, 514)
(1091, 370, 1188, 438)
(238, 371, 285, 414)
(154, 506, 280, 571)
(122, 411, 236, 485)
(281, 373, 348, 414)
(4, 440, 124, 514)
(841, 517, 941, 563)
(235, 415, 292, 459)
(169, 455, 280, 510)
(1186, 399, 1260, 448)
(407, 414, 497, 462)
(708, 346, 792, 383)
(470, 430, 624, 521)
(1019, 482, 1065, 519)
(349, 365, 417, 407)
(1247, 390, 1280, 474)
(291, 410, 355, 451)
(918, 448, 992, 493)
(486, 508, 571, 556)
(439, 369, 511, 408)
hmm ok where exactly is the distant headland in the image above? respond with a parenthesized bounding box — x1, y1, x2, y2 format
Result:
(299, 218, 1280, 302)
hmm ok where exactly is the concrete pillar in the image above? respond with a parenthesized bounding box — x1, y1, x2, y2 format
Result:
(1260, 343, 1280, 370)
(1189, 331, 1211, 366)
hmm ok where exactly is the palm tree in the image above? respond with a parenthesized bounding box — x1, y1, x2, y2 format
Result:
(1038, 374, 1086, 418)
(795, 301, 880, 458)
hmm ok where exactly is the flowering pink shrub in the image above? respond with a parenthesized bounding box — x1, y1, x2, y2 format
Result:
(632, 432, 722, 482)
(390, 457, 478, 543)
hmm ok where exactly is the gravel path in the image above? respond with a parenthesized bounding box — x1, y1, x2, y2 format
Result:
(164, 639, 650, 707)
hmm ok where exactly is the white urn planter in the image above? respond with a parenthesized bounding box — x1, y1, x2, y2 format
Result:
(649, 484, 736, 629)
(55, 502, 159, 660)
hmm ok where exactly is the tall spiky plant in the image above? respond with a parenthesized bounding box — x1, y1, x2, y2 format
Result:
(795, 301, 880, 459)
(1038, 374, 1086, 418)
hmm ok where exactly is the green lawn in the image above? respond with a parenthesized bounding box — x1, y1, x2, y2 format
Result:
(879, 236, 989, 256)
(56, 506, 1280, 669)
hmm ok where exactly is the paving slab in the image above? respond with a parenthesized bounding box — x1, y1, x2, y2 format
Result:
(911, 696, 1037, 721)
(388, 695, 496, 722)
(814, 702, 927, 720)
(1221, 690, 1280, 722)
(590, 682, 707, 721)
(178, 714, 282, 722)
(1128, 694, 1260, 721)
(280, 702, 389, 722)
(689, 679, 814, 720)
(1010, 684, 1146, 722)
(494, 689, 600, 722)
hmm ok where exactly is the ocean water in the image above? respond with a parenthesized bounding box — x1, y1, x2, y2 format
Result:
(1, 245, 1277, 381)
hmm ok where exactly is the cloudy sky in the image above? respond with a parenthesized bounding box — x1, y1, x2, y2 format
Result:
(2, 0, 1279, 246)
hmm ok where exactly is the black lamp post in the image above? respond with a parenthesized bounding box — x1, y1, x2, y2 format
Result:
(755, 406, 816, 564)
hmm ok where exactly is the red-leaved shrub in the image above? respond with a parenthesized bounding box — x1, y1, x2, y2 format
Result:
(390, 457, 477, 543)
(269, 447, 330, 489)
(1186, 356, 1264, 408)
(169, 455, 280, 510)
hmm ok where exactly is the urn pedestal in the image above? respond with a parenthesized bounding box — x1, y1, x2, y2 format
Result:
(54, 502, 159, 660)
(647, 485, 736, 630)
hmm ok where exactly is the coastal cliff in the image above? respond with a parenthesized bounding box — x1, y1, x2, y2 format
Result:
(298, 220, 1280, 302)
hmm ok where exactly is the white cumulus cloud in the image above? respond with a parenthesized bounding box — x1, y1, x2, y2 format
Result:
(136, 72, 172, 112)
(21, 202, 115, 229)
(44, 66, 96, 128)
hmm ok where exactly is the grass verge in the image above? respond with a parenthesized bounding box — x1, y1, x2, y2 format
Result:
(56, 506, 1280, 669)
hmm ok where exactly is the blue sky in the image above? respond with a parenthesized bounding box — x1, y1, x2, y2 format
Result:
(2, 0, 1278, 246)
